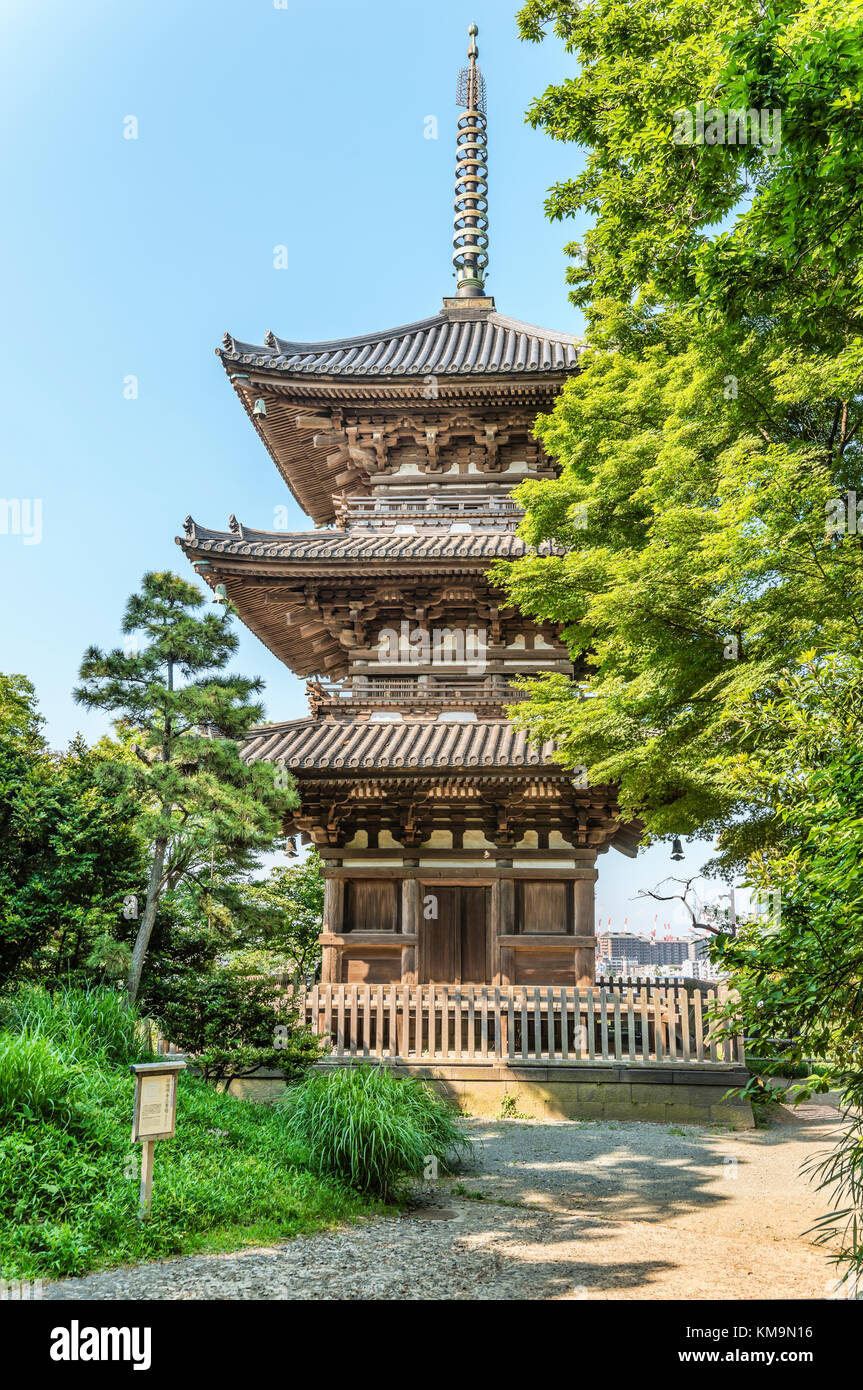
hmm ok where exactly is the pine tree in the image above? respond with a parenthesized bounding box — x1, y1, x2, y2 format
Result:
(74, 571, 296, 1003)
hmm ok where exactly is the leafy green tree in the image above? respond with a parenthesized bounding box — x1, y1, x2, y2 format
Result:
(715, 655, 863, 1281)
(0, 673, 54, 979)
(717, 654, 863, 1067)
(517, 0, 748, 315)
(74, 572, 297, 1004)
(510, 0, 863, 1278)
(41, 735, 145, 977)
(237, 851, 325, 985)
(493, 315, 863, 862)
(136, 852, 324, 1084)
(494, 0, 863, 864)
(517, 0, 863, 338)
(0, 675, 144, 984)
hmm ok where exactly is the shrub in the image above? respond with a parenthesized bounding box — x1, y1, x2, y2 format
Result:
(147, 971, 321, 1085)
(745, 1056, 834, 1081)
(805, 1077, 863, 1287)
(281, 1064, 470, 1200)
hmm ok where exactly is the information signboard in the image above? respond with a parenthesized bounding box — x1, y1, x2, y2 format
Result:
(133, 1070, 177, 1141)
(129, 1060, 186, 1216)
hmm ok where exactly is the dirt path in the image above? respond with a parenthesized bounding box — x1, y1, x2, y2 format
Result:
(44, 1103, 845, 1301)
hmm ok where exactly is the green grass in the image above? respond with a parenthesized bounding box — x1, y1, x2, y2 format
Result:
(0, 987, 386, 1280)
(281, 1064, 471, 1200)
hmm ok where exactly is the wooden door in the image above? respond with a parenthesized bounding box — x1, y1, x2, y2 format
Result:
(423, 886, 459, 982)
(421, 885, 489, 983)
(459, 885, 489, 983)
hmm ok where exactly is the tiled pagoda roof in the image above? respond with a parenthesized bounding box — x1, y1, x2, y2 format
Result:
(218, 309, 579, 379)
(243, 717, 560, 772)
(179, 522, 532, 563)
(242, 715, 643, 857)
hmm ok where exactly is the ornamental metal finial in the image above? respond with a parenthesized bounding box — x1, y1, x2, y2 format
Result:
(452, 23, 489, 298)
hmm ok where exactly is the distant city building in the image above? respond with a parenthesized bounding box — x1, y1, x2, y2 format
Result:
(596, 931, 704, 970)
(653, 937, 693, 966)
(682, 957, 724, 982)
(597, 932, 656, 966)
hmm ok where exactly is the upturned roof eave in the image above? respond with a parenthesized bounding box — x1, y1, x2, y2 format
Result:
(242, 714, 566, 773)
(175, 527, 533, 563)
(218, 309, 582, 374)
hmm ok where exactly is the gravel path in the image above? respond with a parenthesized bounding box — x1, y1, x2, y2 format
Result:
(44, 1103, 844, 1301)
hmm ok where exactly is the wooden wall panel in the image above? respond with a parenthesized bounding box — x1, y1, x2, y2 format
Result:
(421, 886, 459, 982)
(518, 881, 569, 934)
(460, 886, 489, 983)
(420, 885, 490, 982)
(344, 879, 399, 933)
(343, 953, 402, 984)
(513, 950, 575, 986)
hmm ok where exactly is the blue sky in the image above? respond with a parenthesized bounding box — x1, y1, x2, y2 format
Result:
(0, 0, 727, 929)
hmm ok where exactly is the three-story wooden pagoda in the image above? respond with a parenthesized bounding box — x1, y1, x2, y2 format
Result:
(178, 25, 640, 993)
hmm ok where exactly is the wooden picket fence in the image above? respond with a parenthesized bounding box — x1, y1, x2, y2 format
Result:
(303, 983, 743, 1066)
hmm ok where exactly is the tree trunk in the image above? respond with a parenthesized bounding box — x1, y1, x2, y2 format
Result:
(126, 836, 168, 1006)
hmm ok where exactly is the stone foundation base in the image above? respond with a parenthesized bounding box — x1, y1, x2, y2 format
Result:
(226, 1060, 753, 1129)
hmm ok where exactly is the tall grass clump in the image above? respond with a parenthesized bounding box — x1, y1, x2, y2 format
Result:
(0, 1033, 85, 1127)
(0, 983, 148, 1067)
(281, 1064, 470, 1200)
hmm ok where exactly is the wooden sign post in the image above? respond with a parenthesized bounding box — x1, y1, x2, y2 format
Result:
(129, 1060, 186, 1219)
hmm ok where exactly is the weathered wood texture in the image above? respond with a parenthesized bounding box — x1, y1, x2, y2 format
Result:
(420, 884, 489, 983)
(518, 880, 569, 933)
(344, 879, 399, 933)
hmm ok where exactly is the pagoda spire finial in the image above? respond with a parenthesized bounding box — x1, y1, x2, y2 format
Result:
(452, 23, 489, 299)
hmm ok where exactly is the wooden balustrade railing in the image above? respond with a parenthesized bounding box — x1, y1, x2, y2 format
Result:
(302, 983, 744, 1067)
(339, 499, 522, 517)
(312, 678, 527, 702)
